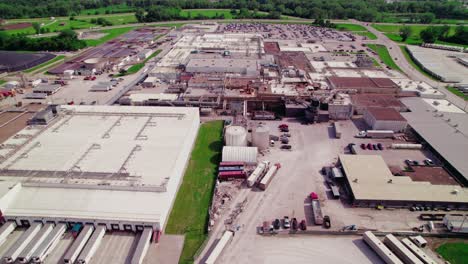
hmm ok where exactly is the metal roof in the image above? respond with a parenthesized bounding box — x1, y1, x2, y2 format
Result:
(401, 97, 468, 182)
(339, 155, 468, 203)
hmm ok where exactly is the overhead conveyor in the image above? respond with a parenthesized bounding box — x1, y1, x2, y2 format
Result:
(3, 222, 42, 263)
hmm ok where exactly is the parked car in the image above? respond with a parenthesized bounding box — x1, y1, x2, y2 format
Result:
(280, 144, 292, 150)
(360, 143, 366, 150)
(405, 159, 415, 166)
(273, 219, 281, 230)
(377, 143, 384, 150)
(299, 220, 307, 230)
(283, 216, 291, 229)
(283, 133, 291, 137)
(372, 144, 378, 150)
(424, 159, 435, 166)
(280, 127, 289, 132)
(323, 215, 331, 229)
(292, 218, 298, 230)
(310, 192, 318, 200)
(278, 124, 288, 129)
(367, 143, 373, 150)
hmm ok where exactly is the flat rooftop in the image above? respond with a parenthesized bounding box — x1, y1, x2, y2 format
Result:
(339, 154, 468, 203)
(328, 77, 398, 89)
(366, 107, 406, 121)
(351, 94, 406, 109)
(0, 105, 200, 226)
(401, 97, 468, 184)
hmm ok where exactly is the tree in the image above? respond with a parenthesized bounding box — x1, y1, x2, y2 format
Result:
(439, 25, 451, 39)
(420, 27, 439, 43)
(135, 9, 145, 23)
(399, 26, 412, 42)
(32, 22, 41, 35)
(418, 13, 435, 24)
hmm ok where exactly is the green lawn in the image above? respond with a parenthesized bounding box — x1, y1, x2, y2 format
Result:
(79, 4, 134, 16)
(447, 87, 468, 101)
(84, 27, 135, 46)
(23, 55, 65, 73)
(399, 46, 439, 81)
(165, 120, 224, 264)
(5, 19, 96, 35)
(0, 80, 6, 86)
(367, 44, 401, 71)
(180, 9, 233, 19)
(83, 14, 137, 26)
(336, 23, 377, 40)
(123, 49, 161, 75)
(436, 243, 468, 264)
(373, 24, 467, 47)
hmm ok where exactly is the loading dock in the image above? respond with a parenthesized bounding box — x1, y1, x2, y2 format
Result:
(3, 222, 42, 263)
(63, 224, 94, 264)
(77, 225, 106, 264)
(31, 223, 66, 263)
(17, 223, 54, 263)
(130, 227, 153, 264)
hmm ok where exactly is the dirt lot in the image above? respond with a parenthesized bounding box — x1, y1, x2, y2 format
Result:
(210, 118, 447, 263)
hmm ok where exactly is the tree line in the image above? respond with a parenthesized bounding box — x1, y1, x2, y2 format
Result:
(399, 25, 468, 45)
(0, 0, 466, 22)
(0, 29, 86, 51)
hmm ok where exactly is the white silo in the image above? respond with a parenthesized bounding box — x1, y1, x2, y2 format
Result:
(225, 126, 248, 146)
(252, 124, 270, 150)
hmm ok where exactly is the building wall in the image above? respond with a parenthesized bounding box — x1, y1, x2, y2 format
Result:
(363, 110, 407, 132)
(329, 104, 353, 120)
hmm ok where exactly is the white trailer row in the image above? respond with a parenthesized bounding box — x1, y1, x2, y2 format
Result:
(363, 231, 403, 264)
(130, 227, 153, 264)
(401, 238, 437, 264)
(17, 223, 54, 264)
(0, 222, 16, 247)
(258, 164, 279, 190)
(205, 230, 234, 264)
(64, 225, 95, 264)
(383, 234, 423, 264)
(31, 223, 67, 263)
(3, 223, 42, 263)
(77, 226, 106, 264)
(391, 144, 423, 150)
(247, 161, 269, 187)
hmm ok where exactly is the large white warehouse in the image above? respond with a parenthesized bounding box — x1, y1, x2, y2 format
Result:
(0, 105, 200, 232)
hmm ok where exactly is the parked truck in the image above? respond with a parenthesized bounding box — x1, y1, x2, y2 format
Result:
(310, 192, 324, 225)
(247, 161, 270, 187)
(258, 163, 280, 190)
(355, 130, 394, 139)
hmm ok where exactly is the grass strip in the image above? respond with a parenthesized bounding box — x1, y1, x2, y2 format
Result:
(165, 120, 224, 264)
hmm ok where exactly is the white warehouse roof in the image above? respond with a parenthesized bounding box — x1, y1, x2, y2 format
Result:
(0, 105, 200, 229)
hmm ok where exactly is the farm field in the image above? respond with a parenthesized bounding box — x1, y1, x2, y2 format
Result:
(165, 120, 223, 264)
(24, 55, 65, 73)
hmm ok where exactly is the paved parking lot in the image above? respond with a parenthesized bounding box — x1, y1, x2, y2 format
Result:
(215, 118, 444, 263)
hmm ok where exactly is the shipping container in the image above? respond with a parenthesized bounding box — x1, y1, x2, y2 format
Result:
(3, 223, 42, 263)
(331, 186, 340, 199)
(0, 222, 16, 248)
(77, 226, 106, 264)
(366, 130, 394, 138)
(363, 232, 403, 264)
(63, 225, 94, 264)
(218, 166, 244, 172)
(218, 171, 247, 180)
(31, 223, 66, 263)
(219, 162, 245, 167)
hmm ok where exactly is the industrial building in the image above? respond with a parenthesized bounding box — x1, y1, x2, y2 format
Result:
(0, 105, 200, 232)
(327, 77, 399, 94)
(351, 94, 407, 115)
(339, 155, 468, 209)
(363, 107, 407, 132)
(401, 97, 468, 186)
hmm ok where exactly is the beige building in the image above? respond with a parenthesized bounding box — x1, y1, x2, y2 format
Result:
(363, 107, 407, 132)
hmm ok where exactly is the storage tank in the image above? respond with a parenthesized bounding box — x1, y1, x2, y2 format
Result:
(225, 126, 247, 146)
(252, 124, 270, 150)
(84, 58, 105, 70)
(391, 143, 423, 150)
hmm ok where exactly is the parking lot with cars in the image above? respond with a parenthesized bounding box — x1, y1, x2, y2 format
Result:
(213, 118, 444, 263)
